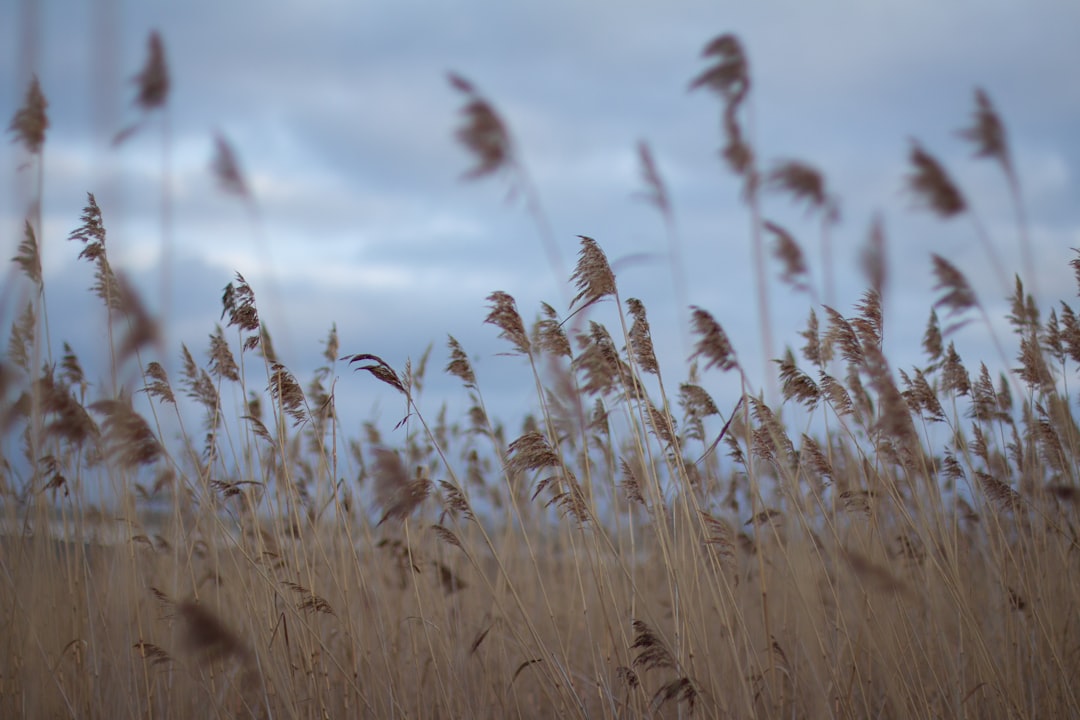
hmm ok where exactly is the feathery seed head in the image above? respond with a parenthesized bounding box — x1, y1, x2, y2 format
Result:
(626, 298, 659, 375)
(484, 291, 531, 355)
(449, 73, 514, 179)
(907, 142, 966, 218)
(9, 75, 48, 154)
(959, 88, 1010, 169)
(570, 236, 617, 312)
(690, 307, 738, 372)
(135, 31, 170, 110)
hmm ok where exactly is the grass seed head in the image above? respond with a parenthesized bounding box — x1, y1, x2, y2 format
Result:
(8, 75, 48, 154)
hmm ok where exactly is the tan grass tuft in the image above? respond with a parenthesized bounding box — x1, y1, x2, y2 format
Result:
(900, 367, 946, 423)
(132, 641, 173, 668)
(941, 342, 971, 395)
(1071, 249, 1080, 295)
(862, 342, 920, 448)
(800, 434, 833, 479)
(39, 372, 99, 446)
(775, 349, 820, 409)
(907, 142, 966, 218)
(969, 364, 1007, 422)
(243, 414, 273, 446)
(630, 619, 675, 671)
(626, 298, 659, 375)
(534, 471, 591, 524)
(976, 471, 1023, 513)
(1007, 277, 1040, 335)
(40, 457, 67, 497)
(448, 73, 513, 179)
(8, 303, 35, 373)
(745, 508, 783, 528)
(1015, 332, 1054, 392)
(840, 490, 873, 517)
(483, 291, 531, 355)
(1054, 304, 1080, 362)
(134, 32, 170, 110)
(679, 383, 719, 418)
(142, 360, 176, 405)
(378, 475, 432, 527)
(59, 343, 85, 389)
(691, 34, 754, 179)
(68, 193, 132, 317)
(283, 581, 335, 615)
(619, 458, 646, 506)
(573, 322, 625, 397)
(8, 75, 49, 154)
(700, 511, 737, 566)
(211, 133, 249, 198)
(690, 35, 749, 100)
(181, 345, 219, 418)
(445, 335, 476, 387)
(370, 448, 430, 525)
(346, 353, 407, 396)
(506, 431, 560, 475)
(438, 480, 475, 521)
(958, 88, 1012, 171)
(90, 394, 161, 467)
(931, 254, 977, 318)
(852, 290, 883, 350)
(798, 309, 831, 368)
(636, 141, 671, 215)
(431, 523, 464, 550)
(765, 221, 811, 294)
(221, 273, 262, 351)
(570, 236, 617, 313)
(532, 302, 571, 358)
(646, 402, 677, 448)
(767, 160, 836, 218)
(923, 309, 943, 364)
(616, 665, 640, 690)
(823, 306, 863, 366)
(1034, 414, 1066, 474)
(751, 399, 794, 468)
(942, 451, 967, 489)
(13, 221, 42, 287)
(68, 193, 107, 248)
(1044, 308, 1064, 364)
(845, 365, 874, 420)
(113, 32, 170, 144)
(651, 677, 699, 716)
(861, 215, 888, 297)
(689, 307, 737, 372)
(207, 326, 240, 382)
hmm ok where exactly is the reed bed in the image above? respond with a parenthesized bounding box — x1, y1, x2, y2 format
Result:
(1, 30, 1077, 719)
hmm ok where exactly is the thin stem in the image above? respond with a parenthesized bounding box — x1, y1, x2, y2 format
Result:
(159, 106, 174, 357)
(516, 162, 569, 307)
(1005, 168, 1036, 305)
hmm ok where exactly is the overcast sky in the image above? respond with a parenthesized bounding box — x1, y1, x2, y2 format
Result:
(3, 0, 1079, 439)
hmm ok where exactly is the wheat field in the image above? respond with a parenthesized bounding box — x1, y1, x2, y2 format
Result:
(2, 29, 1078, 719)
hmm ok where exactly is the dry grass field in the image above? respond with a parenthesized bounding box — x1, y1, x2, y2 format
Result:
(2, 31, 1078, 719)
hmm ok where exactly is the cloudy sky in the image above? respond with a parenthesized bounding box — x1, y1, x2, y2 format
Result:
(3, 0, 1079, 438)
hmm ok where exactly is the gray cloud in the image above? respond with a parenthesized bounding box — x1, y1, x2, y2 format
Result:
(3, 0, 1079, 435)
